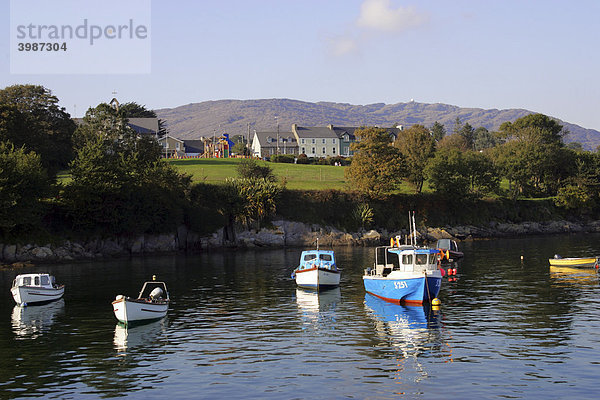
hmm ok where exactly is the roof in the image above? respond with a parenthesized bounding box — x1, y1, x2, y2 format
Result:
(293, 125, 338, 139)
(158, 135, 184, 143)
(183, 139, 204, 153)
(127, 118, 159, 134)
(73, 117, 159, 135)
(254, 131, 297, 148)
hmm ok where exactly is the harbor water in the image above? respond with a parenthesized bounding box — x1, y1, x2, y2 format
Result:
(1, 233, 599, 399)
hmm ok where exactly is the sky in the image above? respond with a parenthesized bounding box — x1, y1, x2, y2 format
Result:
(1, 0, 599, 131)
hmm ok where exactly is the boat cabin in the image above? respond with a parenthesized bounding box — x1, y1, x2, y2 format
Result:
(436, 239, 459, 253)
(12, 273, 57, 289)
(298, 250, 337, 271)
(373, 246, 439, 277)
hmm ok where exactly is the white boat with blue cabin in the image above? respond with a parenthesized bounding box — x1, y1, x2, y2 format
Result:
(292, 241, 340, 290)
(363, 213, 442, 305)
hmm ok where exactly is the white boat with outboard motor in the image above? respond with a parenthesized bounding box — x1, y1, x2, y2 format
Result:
(112, 276, 170, 325)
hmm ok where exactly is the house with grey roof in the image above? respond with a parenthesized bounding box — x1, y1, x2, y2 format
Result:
(251, 124, 404, 159)
(251, 131, 298, 158)
(292, 124, 339, 158)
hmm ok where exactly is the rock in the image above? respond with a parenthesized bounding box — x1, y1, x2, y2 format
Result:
(130, 236, 145, 253)
(3, 244, 17, 262)
(31, 246, 54, 259)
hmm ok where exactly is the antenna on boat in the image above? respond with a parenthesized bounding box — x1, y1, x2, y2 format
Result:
(412, 211, 417, 246)
(408, 212, 413, 246)
(316, 237, 319, 251)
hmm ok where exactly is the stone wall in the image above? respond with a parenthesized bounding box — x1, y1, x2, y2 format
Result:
(2, 219, 600, 264)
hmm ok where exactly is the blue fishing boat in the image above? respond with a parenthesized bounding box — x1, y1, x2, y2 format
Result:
(363, 244, 442, 304)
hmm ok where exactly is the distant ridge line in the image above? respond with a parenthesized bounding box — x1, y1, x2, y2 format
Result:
(155, 98, 600, 150)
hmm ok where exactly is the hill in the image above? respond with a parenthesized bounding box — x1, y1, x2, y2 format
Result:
(155, 99, 600, 149)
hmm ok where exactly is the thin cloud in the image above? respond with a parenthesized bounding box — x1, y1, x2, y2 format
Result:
(327, 0, 428, 57)
(357, 0, 428, 32)
(328, 36, 359, 57)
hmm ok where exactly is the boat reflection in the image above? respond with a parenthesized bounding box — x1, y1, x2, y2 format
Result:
(550, 266, 599, 287)
(364, 294, 450, 384)
(113, 318, 167, 354)
(11, 299, 65, 339)
(295, 287, 340, 329)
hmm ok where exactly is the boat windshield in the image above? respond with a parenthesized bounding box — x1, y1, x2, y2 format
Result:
(41, 275, 50, 286)
(320, 254, 333, 261)
(304, 254, 317, 261)
(416, 254, 428, 265)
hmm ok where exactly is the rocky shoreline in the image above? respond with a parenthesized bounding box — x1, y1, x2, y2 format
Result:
(2, 219, 600, 266)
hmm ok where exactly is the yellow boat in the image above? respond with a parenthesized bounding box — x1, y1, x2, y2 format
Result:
(548, 256, 598, 268)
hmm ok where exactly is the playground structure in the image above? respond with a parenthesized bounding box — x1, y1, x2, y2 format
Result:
(202, 133, 235, 158)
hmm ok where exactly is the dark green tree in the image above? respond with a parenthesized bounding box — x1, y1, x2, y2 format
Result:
(345, 127, 405, 198)
(430, 121, 446, 142)
(63, 104, 191, 235)
(394, 124, 435, 193)
(459, 122, 475, 150)
(473, 127, 499, 151)
(0, 142, 51, 237)
(0, 84, 76, 176)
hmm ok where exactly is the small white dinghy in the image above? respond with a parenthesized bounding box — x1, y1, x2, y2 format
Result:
(112, 276, 170, 325)
(11, 273, 65, 306)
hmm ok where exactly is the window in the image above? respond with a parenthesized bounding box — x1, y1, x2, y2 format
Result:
(402, 254, 413, 265)
(416, 254, 428, 265)
(344, 134, 349, 142)
(304, 254, 317, 261)
(332, 147, 336, 154)
(34, 276, 40, 285)
(176, 143, 180, 150)
(41, 275, 49, 286)
(301, 147, 305, 153)
(322, 147, 326, 154)
(312, 147, 315, 153)
(320, 254, 333, 261)
(312, 139, 315, 144)
(23, 277, 31, 286)
(301, 139, 305, 144)
(332, 138, 336, 144)
(322, 138, 326, 144)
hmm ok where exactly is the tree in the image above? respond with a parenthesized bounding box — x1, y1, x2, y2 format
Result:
(492, 114, 570, 197)
(425, 147, 469, 196)
(430, 121, 446, 142)
(0, 84, 76, 175)
(498, 113, 565, 145)
(425, 148, 498, 198)
(459, 122, 475, 150)
(345, 127, 405, 198)
(473, 127, 499, 151)
(394, 124, 435, 193)
(0, 142, 51, 237)
(437, 134, 470, 151)
(63, 104, 191, 234)
(232, 141, 250, 156)
(236, 158, 275, 181)
(118, 101, 167, 136)
(463, 151, 500, 196)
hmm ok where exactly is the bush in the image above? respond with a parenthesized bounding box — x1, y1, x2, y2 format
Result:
(236, 158, 276, 181)
(296, 154, 310, 164)
(271, 154, 295, 163)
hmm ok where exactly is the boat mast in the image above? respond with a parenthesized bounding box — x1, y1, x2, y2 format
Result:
(413, 211, 417, 246)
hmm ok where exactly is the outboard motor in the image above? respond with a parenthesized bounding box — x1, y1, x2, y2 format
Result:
(150, 287, 164, 300)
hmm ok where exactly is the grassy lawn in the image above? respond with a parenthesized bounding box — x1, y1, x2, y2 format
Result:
(168, 158, 349, 190)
